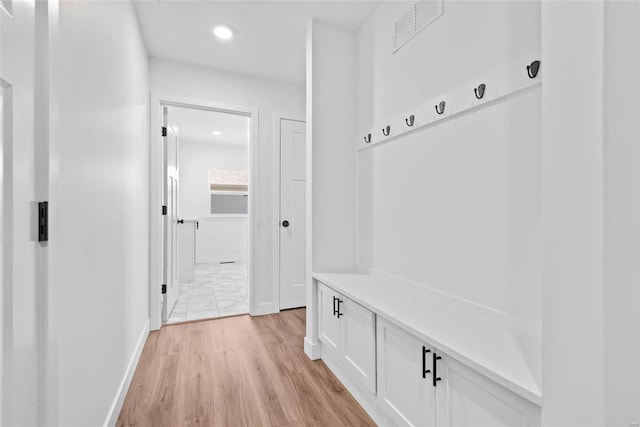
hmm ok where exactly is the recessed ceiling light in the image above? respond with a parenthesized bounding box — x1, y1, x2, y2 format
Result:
(212, 130, 222, 136)
(213, 25, 233, 40)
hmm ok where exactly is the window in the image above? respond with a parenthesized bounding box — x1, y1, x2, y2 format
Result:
(208, 169, 248, 192)
(208, 169, 248, 215)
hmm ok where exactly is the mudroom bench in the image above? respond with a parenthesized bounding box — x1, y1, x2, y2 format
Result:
(312, 271, 542, 426)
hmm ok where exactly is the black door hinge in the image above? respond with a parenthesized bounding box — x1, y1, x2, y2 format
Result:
(162, 205, 167, 215)
(38, 201, 48, 242)
(162, 127, 167, 137)
(161, 284, 167, 294)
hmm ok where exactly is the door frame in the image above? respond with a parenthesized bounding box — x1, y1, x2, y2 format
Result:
(161, 112, 179, 322)
(272, 113, 306, 311)
(150, 94, 259, 330)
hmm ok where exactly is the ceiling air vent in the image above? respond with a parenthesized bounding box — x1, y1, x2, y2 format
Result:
(0, 0, 13, 16)
(393, 1, 444, 53)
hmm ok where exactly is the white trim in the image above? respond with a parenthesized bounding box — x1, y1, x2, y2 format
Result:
(149, 94, 259, 330)
(303, 336, 322, 360)
(201, 215, 248, 221)
(304, 23, 317, 362)
(195, 255, 247, 264)
(103, 319, 149, 427)
(272, 113, 306, 313)
(254, 301, 277, 316)
(356, 52, 541, 151)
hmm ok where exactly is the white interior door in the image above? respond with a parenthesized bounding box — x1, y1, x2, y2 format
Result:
(279, 118, 306, 309)
(162, 108, 180, 322)
(0, 1, 40, 424)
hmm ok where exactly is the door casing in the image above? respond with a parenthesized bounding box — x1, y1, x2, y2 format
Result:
(149, 95, 258, 330)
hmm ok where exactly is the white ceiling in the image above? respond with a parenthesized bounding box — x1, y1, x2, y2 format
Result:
(133, 0, 382, 85)
(168, 105, 250, 146)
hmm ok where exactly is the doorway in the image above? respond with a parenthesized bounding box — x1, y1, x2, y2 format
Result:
(150, 97, 257, 330)
(163, 105, 250, 323)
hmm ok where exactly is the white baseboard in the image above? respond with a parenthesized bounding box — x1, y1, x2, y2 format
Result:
(253, 301, 278, 316)
(304, 336, 322, 360)
(104, 319, 149, 427)
(196, 255, 247, 264)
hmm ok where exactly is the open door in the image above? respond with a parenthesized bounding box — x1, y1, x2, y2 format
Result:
(279, 118, 307, 309)
(162, 107, 179, 322)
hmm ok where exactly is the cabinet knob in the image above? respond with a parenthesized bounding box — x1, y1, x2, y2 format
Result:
(282, 220, 290, 227)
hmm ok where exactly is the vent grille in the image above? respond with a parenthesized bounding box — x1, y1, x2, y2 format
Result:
(393, 1, 444, 53)
(211, 193, 248, 215)
(0, 0, 13, 16)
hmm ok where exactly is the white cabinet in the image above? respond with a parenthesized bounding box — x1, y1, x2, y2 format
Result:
(435, 356, 541, 427)
(318, 282, 376, 393)
(318, 282, 341, 354)
(377, 318, 435, 427)
(377, 317, 540, 427)
(341, 297, 377, 393)
(177, 219, 197, 282)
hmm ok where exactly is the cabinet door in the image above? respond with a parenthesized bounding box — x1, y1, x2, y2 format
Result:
(341, 297, 376, 393)
(377, 318, 435, 427)
(318, 282, 341, 355)
(434, 354, 541, 427)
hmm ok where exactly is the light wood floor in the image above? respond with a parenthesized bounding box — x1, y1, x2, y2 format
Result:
(117, 309, 376, 427)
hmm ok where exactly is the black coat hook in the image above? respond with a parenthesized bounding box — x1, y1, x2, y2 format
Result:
(382, 125, 391, 136)
(435, 101, 445, 115)
(527, 60, 540, 79)
(364, 133, 371, 144)
(405, 115, 415, 127)
(474, 83, 486, 99)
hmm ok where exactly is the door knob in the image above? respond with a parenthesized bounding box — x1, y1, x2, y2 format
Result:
(282, 220, 290, 227)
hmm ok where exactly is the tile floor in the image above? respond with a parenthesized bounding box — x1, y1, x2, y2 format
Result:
(166, 260, 248, 323)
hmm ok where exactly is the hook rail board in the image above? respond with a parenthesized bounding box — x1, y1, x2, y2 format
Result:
(356, 54, 541, 151)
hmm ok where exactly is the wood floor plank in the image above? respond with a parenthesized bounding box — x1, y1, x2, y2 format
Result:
(117, 309, 376, 427)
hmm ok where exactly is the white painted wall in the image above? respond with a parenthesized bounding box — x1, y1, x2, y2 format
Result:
(308, 23, 357, 274)
(50, 1, 150, 425)
(355, 1, 541, 324)
(304, 21, 358, 357)
(541, 1, 640, 424)
(541, 2, 605, 424)
(603, 2, 640, 423)
(178, 140, 248, 263)
(150, 58, 304, 312)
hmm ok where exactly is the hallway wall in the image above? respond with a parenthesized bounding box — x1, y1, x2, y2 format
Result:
(178, 140, 248, 263)
(51, 1, 150, 425)
(355, 1, 542, 325)
(150, 58, 305, 313)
